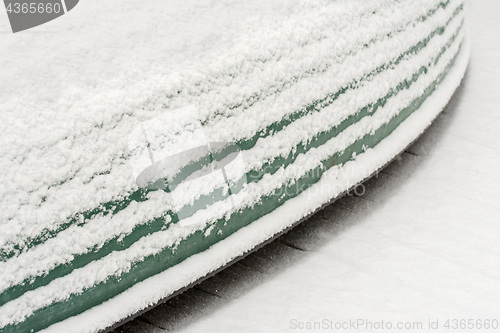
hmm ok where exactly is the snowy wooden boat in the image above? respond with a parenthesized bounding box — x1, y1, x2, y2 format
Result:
(0, 0, 469, 332)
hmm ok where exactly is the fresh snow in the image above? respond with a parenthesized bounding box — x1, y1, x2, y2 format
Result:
(42, 30, 471, 333)
(1, 0, 494, 332)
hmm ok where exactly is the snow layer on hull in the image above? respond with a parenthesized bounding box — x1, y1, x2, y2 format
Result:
(0, 0, 469, 332)
(42, 32, 471, 333)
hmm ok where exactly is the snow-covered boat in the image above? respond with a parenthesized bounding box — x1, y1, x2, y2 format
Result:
(0, 0, 469, 332)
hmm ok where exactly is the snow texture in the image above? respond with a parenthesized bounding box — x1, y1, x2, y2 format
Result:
(44, 31, 471, 333)
(0, 0, 477, 331)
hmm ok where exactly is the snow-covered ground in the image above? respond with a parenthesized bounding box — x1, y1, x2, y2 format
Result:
(114, 1, 500, 332)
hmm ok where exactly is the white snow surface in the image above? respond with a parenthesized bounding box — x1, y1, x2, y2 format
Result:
(168, 2, 498, 333)
(1, 0, 492, 332)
